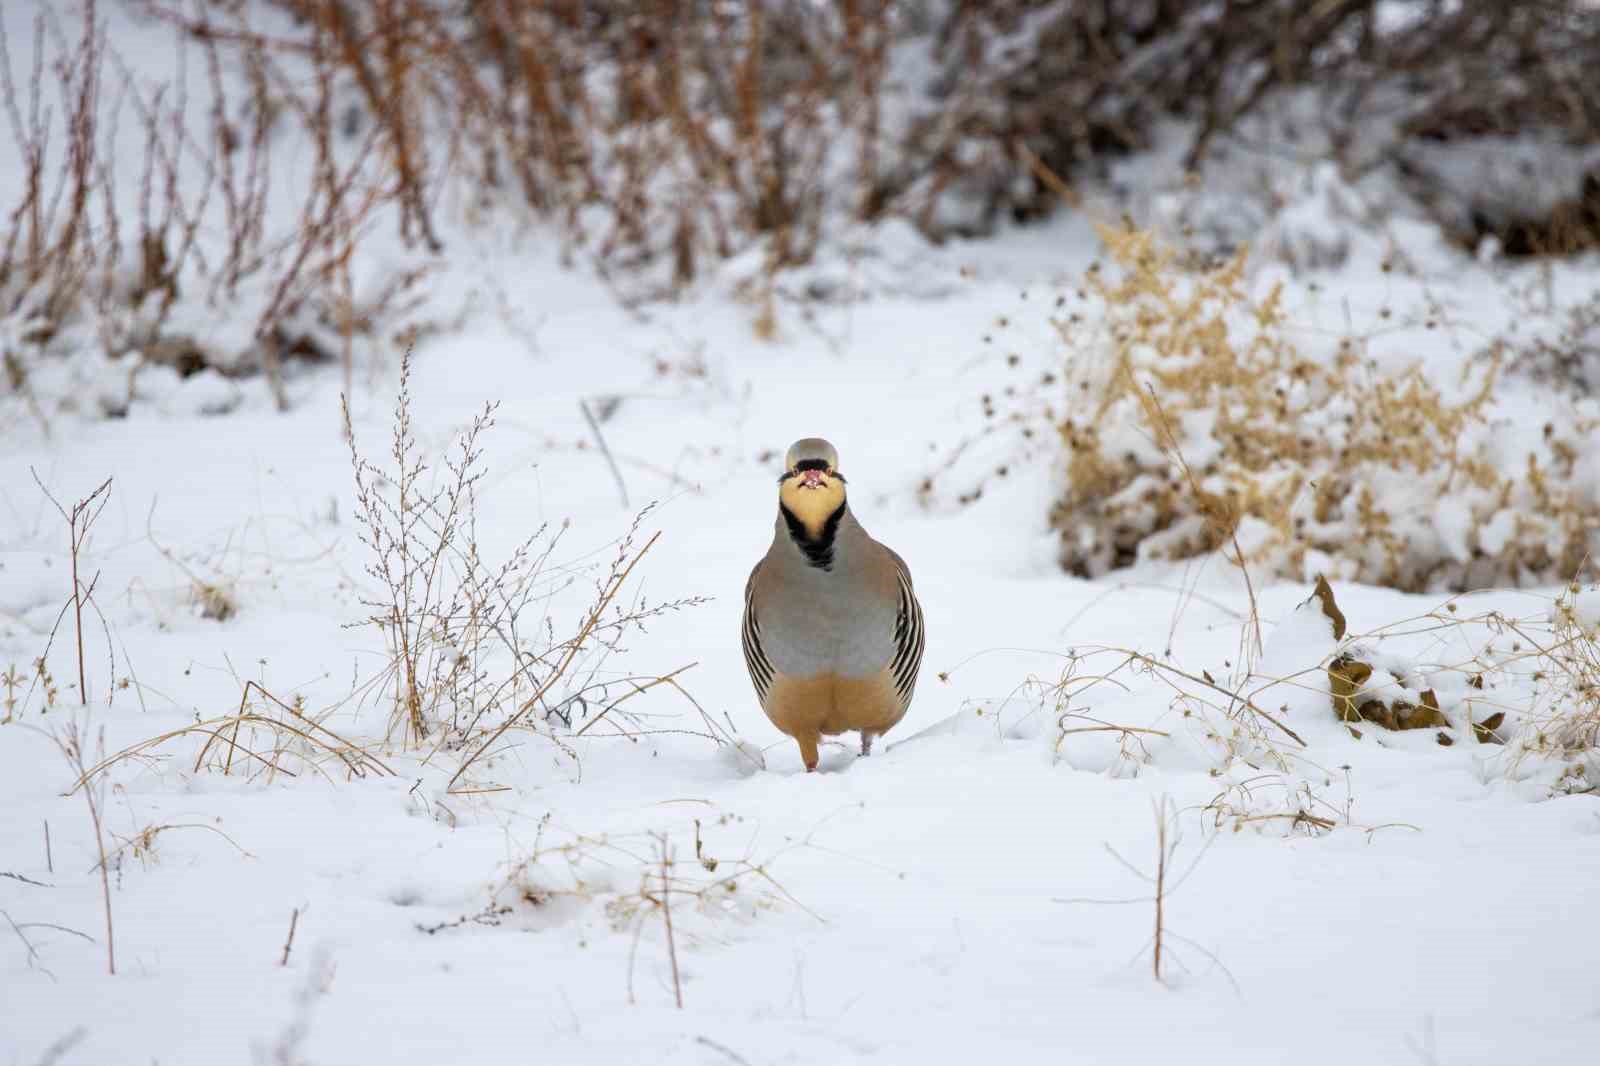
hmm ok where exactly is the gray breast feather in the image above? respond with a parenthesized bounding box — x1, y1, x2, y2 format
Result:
(758, 569, 898, 678)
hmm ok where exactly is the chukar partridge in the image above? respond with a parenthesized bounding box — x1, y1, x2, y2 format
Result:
(742, 438, 926, 771)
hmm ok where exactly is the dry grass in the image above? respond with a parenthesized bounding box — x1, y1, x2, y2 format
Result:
(143, 503, 242, 623)
(1024, 571, 1600, 820)
(4, 650, 60, 726)
(973, 624, 1338, 837)
(69, 678, 396, 791)
(1310, 580, 1600, 795)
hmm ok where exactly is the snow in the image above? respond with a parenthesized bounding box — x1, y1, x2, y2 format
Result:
(1576, 590, 1600, 634)
(5, 5, 1600, 1066)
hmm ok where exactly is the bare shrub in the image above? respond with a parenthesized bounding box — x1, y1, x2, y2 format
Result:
(131, 1, 1595, 296)
(6, 0, 1596, 420)
(341, 348, 709, 779)
(912, 2, 1600, 253)
(0, 1, 428, 418)
(929, 223, 1600, 592)
(141, 0, 898, 294)
(4, 0, 1597, 416)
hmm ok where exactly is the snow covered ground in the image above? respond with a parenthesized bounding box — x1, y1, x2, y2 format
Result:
(5, 5, 1600, 1066)
(7, 217, 1600, 1063)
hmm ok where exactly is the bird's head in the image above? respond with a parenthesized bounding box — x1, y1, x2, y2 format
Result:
(778, 437, 846, 538)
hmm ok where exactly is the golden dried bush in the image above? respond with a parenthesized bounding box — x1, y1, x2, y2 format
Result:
(934, 223, 1600, 593)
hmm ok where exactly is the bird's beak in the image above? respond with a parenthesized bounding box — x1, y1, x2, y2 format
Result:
(801, 469, 825, 488)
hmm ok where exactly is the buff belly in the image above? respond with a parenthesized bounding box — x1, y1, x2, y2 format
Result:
(761, 668, 907, 740)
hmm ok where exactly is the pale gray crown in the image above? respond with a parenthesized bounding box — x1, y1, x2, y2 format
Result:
(784, 437, 839, 471)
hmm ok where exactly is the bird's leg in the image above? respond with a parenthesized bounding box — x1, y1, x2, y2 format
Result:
(859, 731, 874, 757)
(797, 733, 820, 773)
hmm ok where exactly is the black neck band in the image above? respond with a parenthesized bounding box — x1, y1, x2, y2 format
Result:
(780, 501, 845, 570)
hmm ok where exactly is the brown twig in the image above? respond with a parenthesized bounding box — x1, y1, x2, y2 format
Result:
(447, 530, 662, 792)
(280, 906, 300, 966)
(694, 1036, 754, 1066)
(1015, 141, 1083, 210)
(1057, 724, 1171, 739)
(579, 398, 630, 509)
(1140, 385, 1264, 662)
(1152, 798, 1168, 983)
(1104, 648, 1307, 748)
(571, 663, 699, 737)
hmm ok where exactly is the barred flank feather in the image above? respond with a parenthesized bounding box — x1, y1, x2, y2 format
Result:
(888, 562, 925, 711)
(742, 566, 774, 706)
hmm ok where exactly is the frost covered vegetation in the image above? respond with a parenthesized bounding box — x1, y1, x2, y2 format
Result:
(7, 1, 1600, 413)
(5, 3, 1600, 1065)
(932, 223, 1600, 591)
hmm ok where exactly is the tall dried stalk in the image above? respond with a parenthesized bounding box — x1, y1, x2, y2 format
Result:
(52, 720, 115, 975)
(656, 833, 684, 1009)
(1140, 383, 1264, 665)
(30, 469, 112, 706)
(1151, 798, 1168, 982)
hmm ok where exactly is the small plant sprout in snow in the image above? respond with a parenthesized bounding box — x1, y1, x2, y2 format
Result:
(1056, 796, 1233, 990)
(416, 813, 814, 1010)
